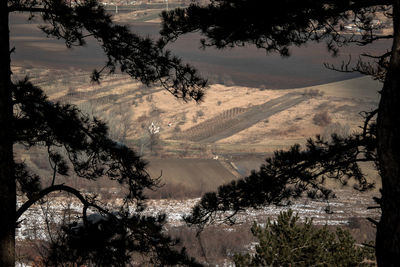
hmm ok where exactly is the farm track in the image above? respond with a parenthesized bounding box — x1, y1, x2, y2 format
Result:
(31, 72, 92, 85)
(55, 77, 133, 101)
(55, 78, 162, 106)
(175, 92, 307, 143)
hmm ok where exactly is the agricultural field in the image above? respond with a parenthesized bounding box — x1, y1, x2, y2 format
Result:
(12, 65, 381, 185)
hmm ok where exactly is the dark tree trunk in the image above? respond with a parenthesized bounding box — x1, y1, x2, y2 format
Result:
(376, 1, 400, 266)
(0, 2, 15, 267)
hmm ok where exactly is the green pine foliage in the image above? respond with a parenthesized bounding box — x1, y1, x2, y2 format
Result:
(234, 210, 375, 267)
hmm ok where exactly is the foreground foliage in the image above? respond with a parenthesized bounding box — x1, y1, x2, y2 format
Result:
(161, 1, 400, 265)
(234, 210, 375, 267)
(13, 79, 201, 266)
(1, 0, 208, 266)
(185, 132, 376, 227)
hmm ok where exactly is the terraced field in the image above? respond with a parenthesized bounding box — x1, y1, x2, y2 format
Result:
(174, 92, 307, 143)
(172, 107, 247, 141)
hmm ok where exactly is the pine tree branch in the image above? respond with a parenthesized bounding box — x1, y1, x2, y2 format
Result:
(16, 184, 110, 224)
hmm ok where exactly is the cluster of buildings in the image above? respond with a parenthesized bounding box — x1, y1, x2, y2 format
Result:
(343, 19, 390, 33)
(99, 0, 177, 6)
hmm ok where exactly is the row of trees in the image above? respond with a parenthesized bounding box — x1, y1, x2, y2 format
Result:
(1, 0, 399, 266)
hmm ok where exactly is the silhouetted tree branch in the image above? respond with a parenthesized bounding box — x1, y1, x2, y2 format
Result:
(1, 0, 209, 265)
(162, 1, 400, 265)
(10, 77, 203, 265)
(185, 132, 376, 229)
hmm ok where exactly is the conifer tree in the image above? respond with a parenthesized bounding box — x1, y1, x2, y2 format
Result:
(161, 1, 400, 265)
(0, 0, 207, 266)
(234, 210, 375, 267)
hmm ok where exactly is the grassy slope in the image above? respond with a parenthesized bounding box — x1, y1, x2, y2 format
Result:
(12, 66, 382, 195)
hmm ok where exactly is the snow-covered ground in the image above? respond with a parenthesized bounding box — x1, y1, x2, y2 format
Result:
(144, 189, 380, 226)
(17, 189, 380, 241)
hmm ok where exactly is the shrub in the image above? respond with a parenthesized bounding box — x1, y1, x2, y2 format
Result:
(313, 111, 332, 126)
(303, 89, 324, 98)
(178, 113, 187, 125)
(173, 125, 181, 133)
(145, 94, 153, 102)
(197, 110, 205, 117)
(234, 210, 375, 267)
(322, 122, 351, 141)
